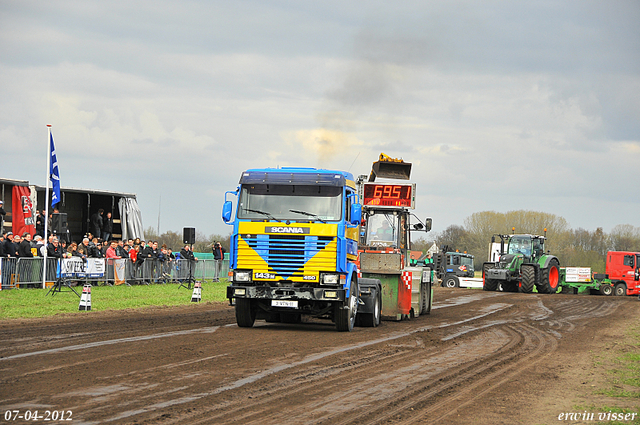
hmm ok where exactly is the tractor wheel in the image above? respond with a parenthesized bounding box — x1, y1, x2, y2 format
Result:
(445, 275, 459, 288)
(520, 265, 536, 293)
(537, 259, 560, 294)
(599, 285, 613, 296)
(421, 276, 432, 315)
(614, 283, 626, 296)
(483, 263, 498, 292)
(235, 298, 256, 328)
(335, 277, 358, 332)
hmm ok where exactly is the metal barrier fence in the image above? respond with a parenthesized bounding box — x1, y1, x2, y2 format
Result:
(0, 257, 229, 289)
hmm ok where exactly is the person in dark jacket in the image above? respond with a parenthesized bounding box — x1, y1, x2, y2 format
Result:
(88, 238, 103, 258)
(180, 244, 197, 261)
(90, 209, 104, 239)
(0, 200, 6, 233)
(47, 237, 64, 258)
(18, 232, 34, 258)
(3, 232, 18, 257)
(35, 210, 45, 237)
(212, 242, 226, 282)
(115, 240, 127, 258)
(102, 212, 113, 241)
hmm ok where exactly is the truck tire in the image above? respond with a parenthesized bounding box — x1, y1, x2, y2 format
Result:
(483, 263, 498, 291)
(599, 284, 613, 296)
(444, 275, 459, 288)
(335, 277, 358, 332)
(235, 298, 256, 327)
(614, 283, 626, 296)
(537, 259, 560, 294)
(520, 265, 535, 293)
(359, 292, 381, 327)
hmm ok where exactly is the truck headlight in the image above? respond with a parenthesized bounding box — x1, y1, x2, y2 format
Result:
(322, 274, 339, 284)
(234, 288, 246, 296)
(234, 271, 252, 282)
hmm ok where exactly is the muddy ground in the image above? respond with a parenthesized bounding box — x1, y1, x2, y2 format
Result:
(1, 287, 639, 425)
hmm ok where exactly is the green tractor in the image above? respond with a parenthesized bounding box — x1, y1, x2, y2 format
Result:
(483, 232, 560, 294)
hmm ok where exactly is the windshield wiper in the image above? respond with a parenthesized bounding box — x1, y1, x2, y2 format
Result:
(289, 209, 326, 223)
(244, 208, 278, 221)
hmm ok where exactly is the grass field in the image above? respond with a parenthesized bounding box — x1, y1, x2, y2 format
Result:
(0, 280, 230, 320)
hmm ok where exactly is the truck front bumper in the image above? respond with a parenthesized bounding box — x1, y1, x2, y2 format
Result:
(227, 285, 346, 303)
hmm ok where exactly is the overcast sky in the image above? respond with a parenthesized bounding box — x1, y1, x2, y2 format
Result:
(1, 0, 639, 238)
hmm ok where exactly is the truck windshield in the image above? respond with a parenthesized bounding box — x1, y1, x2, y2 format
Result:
(238, 184, 342, 222)
(461, 256, 474, 267)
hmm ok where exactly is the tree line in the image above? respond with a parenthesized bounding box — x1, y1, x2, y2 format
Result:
(413, 210, 640, 273)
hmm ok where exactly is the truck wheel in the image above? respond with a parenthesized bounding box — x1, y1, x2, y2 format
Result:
(614, 283, 626, 296)
(235, 298, 256, 328)
(537, 259, 560, 294)
(599, 285, 613, 296)
(335, 277, 358, 332)
(445, 276, 459, 288)
(483, 263, 498, 291)
(520, 265, 535, 293)
(360, 293, 381, 327)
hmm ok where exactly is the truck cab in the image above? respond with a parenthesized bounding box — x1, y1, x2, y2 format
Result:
(606, 251, 640, 296)
(223, 167, 363, 331)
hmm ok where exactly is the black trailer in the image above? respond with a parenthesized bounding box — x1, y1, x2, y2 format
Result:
(0, 178, 143, 242)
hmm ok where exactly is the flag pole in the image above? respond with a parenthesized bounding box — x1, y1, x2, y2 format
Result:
(42, 124, 52, 289)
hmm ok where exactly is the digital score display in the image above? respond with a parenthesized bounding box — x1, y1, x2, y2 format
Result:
(362, 183, 415, 209)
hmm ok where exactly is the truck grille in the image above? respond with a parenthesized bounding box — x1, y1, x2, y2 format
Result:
(241, 234, 335, 279)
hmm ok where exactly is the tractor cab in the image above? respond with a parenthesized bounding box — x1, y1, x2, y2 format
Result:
(508, 235, 544, 262)
(364, 211, 400, 249)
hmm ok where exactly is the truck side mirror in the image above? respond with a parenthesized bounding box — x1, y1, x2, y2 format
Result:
(222, 201, 233, 224)
(424, 217, 432, 232)
(350, 203, 362, 226)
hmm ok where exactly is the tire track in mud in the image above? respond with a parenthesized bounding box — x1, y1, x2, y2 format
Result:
(130, 305, 522, 424)
(135, 296, 613, 425)
(86, 303, 514, 425)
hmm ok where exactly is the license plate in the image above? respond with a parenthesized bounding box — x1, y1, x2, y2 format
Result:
(272, 300, 298, 308)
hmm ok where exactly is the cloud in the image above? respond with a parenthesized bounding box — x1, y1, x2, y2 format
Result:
(282, 128, 365, 164)
(0, 0, 639, 237)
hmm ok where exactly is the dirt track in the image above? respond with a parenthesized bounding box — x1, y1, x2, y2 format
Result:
(1, 287, 639, 425)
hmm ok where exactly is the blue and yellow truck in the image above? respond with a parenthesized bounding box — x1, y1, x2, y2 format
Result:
(223, 167, 369, 331)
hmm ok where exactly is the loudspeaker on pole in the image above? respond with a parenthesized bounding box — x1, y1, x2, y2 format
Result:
(191, 281, 201, 302)
(183, 227, 196, 245)
(79, 284, 92, 311)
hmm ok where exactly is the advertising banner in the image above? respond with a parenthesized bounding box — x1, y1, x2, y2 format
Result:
(60, 258, 105, 278)
(61, 257, 85, 278)
(114, 259, 126, 285)
(12, 186, 36, 236)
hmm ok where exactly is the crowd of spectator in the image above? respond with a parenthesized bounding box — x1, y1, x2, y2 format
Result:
(0, 208, 201, 266)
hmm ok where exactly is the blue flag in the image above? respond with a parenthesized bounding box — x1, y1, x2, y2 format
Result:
(49, 131, 61, 207)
